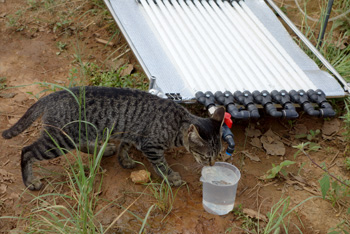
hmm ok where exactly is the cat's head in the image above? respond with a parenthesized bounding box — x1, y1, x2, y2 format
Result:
(186, 107, 225, 165)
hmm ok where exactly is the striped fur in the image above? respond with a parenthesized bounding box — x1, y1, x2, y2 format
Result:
(2, 86, 225, 190)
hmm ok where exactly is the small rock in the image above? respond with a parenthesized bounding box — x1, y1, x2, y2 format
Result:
(130, 170, 150, 184)
(0, 92, 17, 99)
(14, 94, 27, 104)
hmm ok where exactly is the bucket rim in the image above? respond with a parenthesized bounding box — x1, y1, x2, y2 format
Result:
(200, 162, 241, 186)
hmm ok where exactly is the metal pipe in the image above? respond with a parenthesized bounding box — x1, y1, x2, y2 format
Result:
(265, 0, 350, 92)
(317, 0, 334, 48)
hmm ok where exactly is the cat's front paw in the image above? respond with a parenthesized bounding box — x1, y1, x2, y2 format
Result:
(25, 178, 43, 191)
(118, 155, 136, 169)
(167, 171, 183, 187)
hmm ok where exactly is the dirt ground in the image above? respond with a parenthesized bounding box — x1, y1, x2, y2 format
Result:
(0, 0, 349, 233)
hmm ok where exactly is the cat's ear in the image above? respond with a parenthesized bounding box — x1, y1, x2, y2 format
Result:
(210, 106, 225, 125)
(188, 124, 205, 146)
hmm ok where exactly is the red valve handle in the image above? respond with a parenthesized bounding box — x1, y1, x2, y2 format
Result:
(224, 112, 232, 128)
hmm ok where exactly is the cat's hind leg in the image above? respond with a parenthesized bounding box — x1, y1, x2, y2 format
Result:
(21, 132, 74, 190)
(80, 142, 117, 157)
(118, 141, 136, 169)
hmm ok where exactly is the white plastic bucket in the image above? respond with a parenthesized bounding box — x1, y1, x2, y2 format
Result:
(200, 162, 241, 215)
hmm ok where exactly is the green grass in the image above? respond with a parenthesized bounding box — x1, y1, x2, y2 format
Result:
(1, 85, 108, 233)
(4, 0, 148, 91)
(0, 77, 7, 90)
(17, 130, 111, 233)
(345, 157, 350, 171)
(293, 141, 350, 216)
(292, 0, 350, 82)
(263, 160, 296, 180)
(145, 168, 184, 220)
(122, 162, 184, 222)
(226, 197, 317, 233)
(226, 205, 261, 233)
(87, 62, 148, 90)
(291, 1, 350, 217)
(262, 196, 316, 234)
(341, 98, 350, 141)
(328, 220, 350, 234)
(32, 86, 112, 233)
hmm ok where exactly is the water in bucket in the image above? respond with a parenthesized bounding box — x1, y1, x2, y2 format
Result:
(200, 162, 241, 215)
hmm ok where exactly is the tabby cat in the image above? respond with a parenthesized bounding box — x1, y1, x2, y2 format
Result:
(2, 86, 225, 190)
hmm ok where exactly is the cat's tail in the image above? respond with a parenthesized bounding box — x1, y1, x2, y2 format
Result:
(2, 99, 45, 139)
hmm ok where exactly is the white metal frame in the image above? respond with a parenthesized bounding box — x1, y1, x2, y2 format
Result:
(104, 0, 346, 100)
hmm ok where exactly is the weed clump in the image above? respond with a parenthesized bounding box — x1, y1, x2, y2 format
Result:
(0, 77, 7, 90)
(87, 62, 148, 90)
